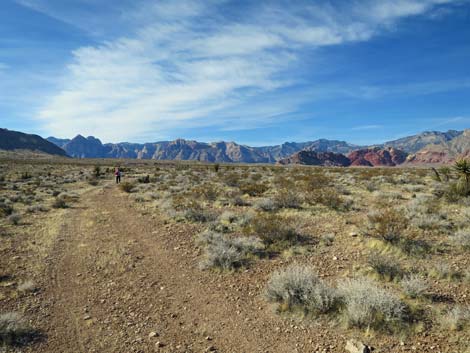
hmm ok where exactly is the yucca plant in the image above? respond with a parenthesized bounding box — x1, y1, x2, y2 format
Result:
(453, 159, 470, 195)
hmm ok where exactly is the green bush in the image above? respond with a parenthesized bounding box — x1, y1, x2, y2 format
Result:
(243, 213, 299, 249)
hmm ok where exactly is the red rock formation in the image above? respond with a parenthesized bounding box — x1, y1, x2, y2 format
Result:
(277, 150, 351, 166)
(347, 147, 408, 167)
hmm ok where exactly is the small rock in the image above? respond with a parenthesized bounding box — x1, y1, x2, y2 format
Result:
(205, 346, 217, 352)
(84, 315, 91, 320)
(148, 331, 158, 338)
(155, 341, 164, 348)
(349, 232, 358, 237)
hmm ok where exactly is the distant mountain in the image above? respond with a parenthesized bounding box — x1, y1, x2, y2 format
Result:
(41, 127, 470, 165)
(46, 135, 357, 163)
(0, 128, 68, 156)
(382, 130, 462, 153)
(277, 150, 351, 166)
(59, 135, 109, 158)
(46, 137, 70, 148)
(405, 129, 470, 164)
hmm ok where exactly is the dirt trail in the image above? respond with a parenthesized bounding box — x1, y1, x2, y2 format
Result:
(31, 184, 337, 353)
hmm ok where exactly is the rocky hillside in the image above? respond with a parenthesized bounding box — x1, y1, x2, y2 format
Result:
(405, 129, 470, 164)
(277, 150, 351, 166)
(39, 128, 470, 165)
(0, 128, 68, 156)
(348, 147, 408, 166)
(46, 135, 357, 163)
(382, 130, 462, 153)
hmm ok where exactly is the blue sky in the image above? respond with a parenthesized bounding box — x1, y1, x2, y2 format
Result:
(1, 0, 470, 145)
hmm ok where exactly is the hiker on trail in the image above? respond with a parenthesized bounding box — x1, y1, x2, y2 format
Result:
(114, 167, 121, 184)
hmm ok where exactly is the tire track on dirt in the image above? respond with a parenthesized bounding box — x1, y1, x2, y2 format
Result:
(35, 183, 334, 353)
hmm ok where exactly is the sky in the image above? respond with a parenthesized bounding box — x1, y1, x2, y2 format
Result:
(1, 0, 470, 145)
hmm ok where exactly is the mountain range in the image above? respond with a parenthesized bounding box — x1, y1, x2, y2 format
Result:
(0, 128, 67, 157)
(1, 127, 470, 166)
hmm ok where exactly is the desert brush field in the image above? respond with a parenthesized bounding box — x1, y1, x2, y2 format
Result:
(1, 157, 469, 353)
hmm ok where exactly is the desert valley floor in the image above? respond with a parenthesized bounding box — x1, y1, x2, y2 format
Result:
(1, 158, 469, 353)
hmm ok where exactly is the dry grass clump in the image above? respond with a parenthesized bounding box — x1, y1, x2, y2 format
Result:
(26, 204, 48, 213)
(367, 251, 403, 281)
(0, 312, 36, 347)
(265, 264, 340, 315)
(253, 198, 278, 211)
(400, 274, 428, 299)
(197, 231, 264, 270)
(440, 305, 470, 331)
(449, 229, 470, 250)
(338, 277, 406, 330)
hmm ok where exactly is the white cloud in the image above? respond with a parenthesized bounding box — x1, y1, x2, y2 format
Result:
(32, 0, 463, 142)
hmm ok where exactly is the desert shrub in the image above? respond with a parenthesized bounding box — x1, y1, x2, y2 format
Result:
(440, 305, 470, 331)
(87, 178, 99, 186)
(410, 213, 450, 231)
(305, 188, 351, 211)
(365, 181, 378, 192)
(20, 172, 32, 180)
(137, 175, 150, 184)
(17, 280, 37, 293)
(192, 184, 218, 201)
(300, 173, 331, 191)
(367, 252, 403, 280)
(92, 165, 101, 178)
(338, 278, 406, 330)
(367, 208, 407, 243)
(273, 189, 302, 209)
(224, 173, 241, 187)
(198, 231, 264, 270)
(320, 233, 335, 246)
(244, 213, 299, 249)
(119, 181, 135, 193)
(400, 275, 428, 299)
(430, 263, 457, 280)
(26, 204, 48, 213)
(397, 237, 432, 257)
(52, 197, 68, 209)
(183, 205, 217, 223)
(444, 180, 468, 202)
(218, 211, 238, 224)
(265, 265, 340, 314)
(239, 182, 269, 196)
(7, 213, 21, 225)
(0, 202, 14, 217)
(253, 198, 277, 211)
(0, 312, 36, 346)
(450, 229, 470, 250)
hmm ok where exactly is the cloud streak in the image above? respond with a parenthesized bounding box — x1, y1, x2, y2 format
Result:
(30, 0, 463, 142)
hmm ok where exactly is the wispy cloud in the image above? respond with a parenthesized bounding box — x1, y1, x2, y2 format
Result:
(351, 124, 383, 131)
(27, 0, 463, 142)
